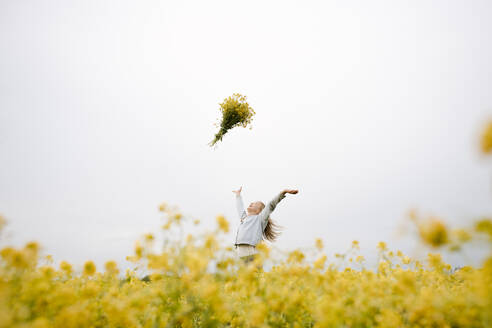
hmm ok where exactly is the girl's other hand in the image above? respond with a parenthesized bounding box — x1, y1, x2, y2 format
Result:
(281, 189, 298, 195)
(232, 186, 242, 196)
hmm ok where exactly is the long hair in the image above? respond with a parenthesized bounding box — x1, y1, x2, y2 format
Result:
(259, 202, 284, 242)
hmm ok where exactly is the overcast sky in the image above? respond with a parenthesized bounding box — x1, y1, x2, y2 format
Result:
(1, 0, 492, 272)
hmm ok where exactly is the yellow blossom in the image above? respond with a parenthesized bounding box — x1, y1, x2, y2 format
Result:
(134, 241, 143, 259)
(377, 241, 388, 251)
(144, 233, 154, 242)
(158, 202, 167, 212)
(59, 260, 73, 275)
(480, 121, 492, 153)
(256, 242, 270, 258)
(83, 260, 96, 276)
(216, 215, 229, 233)
(287, 250, 305, 264)
(209, 93, 255, 147)
(104, 261, 119, 275)
(418, 218, 449, 247)
(314, 255, 327, 270)
(0, 214, 6, 231)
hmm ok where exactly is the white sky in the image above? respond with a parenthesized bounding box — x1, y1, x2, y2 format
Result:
(1, 0, 492, 272)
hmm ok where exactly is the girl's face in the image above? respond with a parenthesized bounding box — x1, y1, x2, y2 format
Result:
(247, 201, 265, 215)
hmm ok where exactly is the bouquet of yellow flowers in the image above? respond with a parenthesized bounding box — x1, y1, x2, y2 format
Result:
(209, 93, 255, 147)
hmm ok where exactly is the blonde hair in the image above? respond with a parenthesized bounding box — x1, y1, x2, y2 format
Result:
(258, 202, 284, 242)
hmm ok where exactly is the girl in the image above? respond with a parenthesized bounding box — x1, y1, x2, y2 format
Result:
(232, 186, 299, 265)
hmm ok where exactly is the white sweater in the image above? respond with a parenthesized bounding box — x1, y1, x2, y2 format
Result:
(234, 192, 285, 247)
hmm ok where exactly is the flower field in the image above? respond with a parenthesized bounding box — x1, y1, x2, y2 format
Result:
(1, 207, 491, 328)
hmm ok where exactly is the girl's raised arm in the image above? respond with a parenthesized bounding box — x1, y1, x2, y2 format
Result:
(258, 189, 298, 225)
(232, 187, 246, 219)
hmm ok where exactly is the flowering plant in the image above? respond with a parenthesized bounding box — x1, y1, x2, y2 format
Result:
(209, 93, 255, 147)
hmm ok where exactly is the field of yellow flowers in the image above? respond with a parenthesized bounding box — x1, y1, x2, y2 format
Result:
(0, 122, 492, 328)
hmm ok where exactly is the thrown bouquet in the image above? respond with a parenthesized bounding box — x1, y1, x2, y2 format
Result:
(209, 93, 255, 147)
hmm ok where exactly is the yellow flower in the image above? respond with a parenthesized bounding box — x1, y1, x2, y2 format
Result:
(83, 260, 96, 276)
(453, 229, 472, 242)
(40, 265, 55, 278)
(418, 218, 448, 247)
(427, 253, 445, 271)
(144, 233, 154, 242)
(25, 241, 40, 253)
(10, 250, 29, 268)
(315, 238, 324, 251)
(104, 261, 119, 275)
(158, 202, 167, 212)
(209, 93, 255, 147)
(0, 214, 6, 231)
(81, 281, 99, 298)
(147, 253, 169, 270)
(43, 254, 53, 264)
(216, 215, 229, 233)
(60, 260, 73, 275)
(287, 250, 305, 264)
(475, 218, 492, 240)
(314, 255, 327, 270)
(256, 242, 270, 258)
(204, 235, 218, 250)
(480, 121, 492, 153)
(134, 241, 143, 259)
(408, 208, 418, 221)
(402, 256, 411, 265)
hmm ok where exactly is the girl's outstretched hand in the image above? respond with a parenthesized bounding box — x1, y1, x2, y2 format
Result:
(232, 186, 242, 196)
(281, 189, 299, 195)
